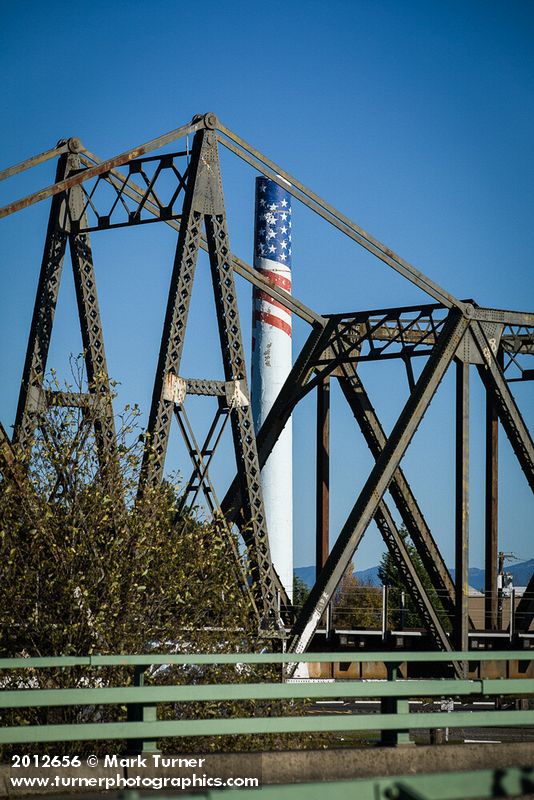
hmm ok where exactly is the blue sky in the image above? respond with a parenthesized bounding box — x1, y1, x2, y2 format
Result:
(0, 0, 533, 571)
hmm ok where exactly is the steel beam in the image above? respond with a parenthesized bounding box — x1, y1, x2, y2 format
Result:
(335, 363, 462, 653)
(184, 379, 227, 397)
(12, 150, 118, 476)
(455, 358, 470, 653)
(174, 404, 226, 514)
(218, 323, 333, 615)
(215, 124, 464, 311)
(2, 117, 531, 651)
(222, 312, 463, 645)
(373, 502, 455, 657)
(0, 423, 49, 535)
(0, 422, 21, 486)
(335, 360, 457, 618)
(172, 404, 260, 621)
(474, 320, 534, 626)
(221, 316, 457, 650)
(138, 134, 205, 489)
(485, 375, 499, 630)
(515, 583, 534, 634)
(204, 201, 281, 623)
(44, 390, 101, 409)
(326, 302, 447, 322)
(13, 156, 70, 456)
(473, 307, 534, 328)
(0, 140, 70, 182)
(0, 117, 206, 219)
(220, 322, 334, 521)
(472, 321, 534, 492)
(78, 150, 323, 327)
(316, 377, 330, 577)
(139, 129, 280, 623)
(289, 310, 468, 654)
(67, 154, 118, 472)
(217, 331, 334, 606)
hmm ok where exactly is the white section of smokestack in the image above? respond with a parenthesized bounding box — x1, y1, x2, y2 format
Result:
(251, 177, 293, 602)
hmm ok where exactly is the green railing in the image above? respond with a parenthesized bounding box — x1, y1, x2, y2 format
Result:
(0, 651, 533, 746)
(118, 767, 534, 800)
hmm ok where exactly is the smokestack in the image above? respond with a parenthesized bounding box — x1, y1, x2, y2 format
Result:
(251, 176, 293, 602)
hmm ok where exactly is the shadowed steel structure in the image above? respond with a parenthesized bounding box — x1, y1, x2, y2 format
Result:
(1, 112, 533, 660)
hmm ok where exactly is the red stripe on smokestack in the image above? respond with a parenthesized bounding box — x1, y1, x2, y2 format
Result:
(256, 268, 291, 292)
(254, 309, 292, 337)
(255, 290, 292, 315)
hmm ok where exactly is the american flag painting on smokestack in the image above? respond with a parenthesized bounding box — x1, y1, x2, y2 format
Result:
(251, 177, 293, 602)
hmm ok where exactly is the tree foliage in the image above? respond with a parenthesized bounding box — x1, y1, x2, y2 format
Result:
(0, 366, 363, 755)
(0, 374, 257, 659)
(332, 565, 382, 630)
(0, 369, 286, 755)
(378, 525, 450, 630)
(292, 575, 309, 610)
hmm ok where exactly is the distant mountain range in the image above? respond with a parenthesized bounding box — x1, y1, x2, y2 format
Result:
(295, 559, 534, 592)
(294, 564, 380, 589)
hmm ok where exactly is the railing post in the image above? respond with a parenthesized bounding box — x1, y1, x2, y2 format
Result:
(380, 661, 412, 747)
(127, 665, 159, 754)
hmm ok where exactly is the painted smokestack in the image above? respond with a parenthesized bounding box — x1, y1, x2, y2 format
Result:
(251, 177, 293, 602)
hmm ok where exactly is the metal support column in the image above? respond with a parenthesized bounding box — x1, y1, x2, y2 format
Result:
(202, 132, 281, 624)
(139, 134, 205, 491)
(68, 153, 118, 474)
(316, 377, 330, 578)
(455, 358, 470, 653)
(485, 378, 499, 630)
(13, 154, 69, 457)
(473, 322, 534, 491)
(138, 126, 281, 622)
(472, 320, 534, 631)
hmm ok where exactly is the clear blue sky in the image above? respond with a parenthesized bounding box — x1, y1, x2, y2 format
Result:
(1, 0, 532, 571)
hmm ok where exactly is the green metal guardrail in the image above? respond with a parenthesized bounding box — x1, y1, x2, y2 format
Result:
(118, 766, 534, 800)
(1, 649, 532, 666)
(0, 651, 533, 746)
(3, 768, 532, 800)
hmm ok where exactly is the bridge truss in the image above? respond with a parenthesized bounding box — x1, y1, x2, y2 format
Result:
(0, 113, 533, 661)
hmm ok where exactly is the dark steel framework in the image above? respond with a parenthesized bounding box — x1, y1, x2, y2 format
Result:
(1, 112, 533, 655)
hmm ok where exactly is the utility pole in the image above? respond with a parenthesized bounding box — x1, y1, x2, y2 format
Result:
(497, 551, 520, 630)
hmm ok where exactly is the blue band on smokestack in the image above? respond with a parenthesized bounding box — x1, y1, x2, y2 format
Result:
(254, 177, 292, 269)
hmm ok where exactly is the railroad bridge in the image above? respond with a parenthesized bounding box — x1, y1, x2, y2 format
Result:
(1, 112, 533, 668)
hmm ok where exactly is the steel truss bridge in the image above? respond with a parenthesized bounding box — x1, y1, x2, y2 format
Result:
(0, 113, 533, 669)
